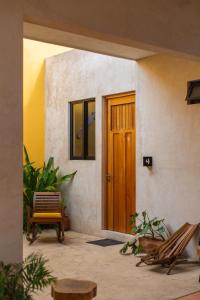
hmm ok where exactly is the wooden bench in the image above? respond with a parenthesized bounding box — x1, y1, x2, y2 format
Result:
(26, 192, 65, 243)
(51, 279, 97, 300)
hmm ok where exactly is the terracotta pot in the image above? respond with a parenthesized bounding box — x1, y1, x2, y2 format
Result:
(138, 236, 165, 253)
(64, 215, 70, 231)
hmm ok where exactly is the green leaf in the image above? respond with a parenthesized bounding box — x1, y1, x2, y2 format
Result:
(158, 226, 165, 233)
(45, 186, 56, 192)
(152, 220, 161, 226)
(142, 211, 147, 219)
(128, 210, 169, 241)
(0, 272, 6, 299)
(24, 145, 31, 165)
(45, 157, 54, 173)
(129, 212, 139, 225)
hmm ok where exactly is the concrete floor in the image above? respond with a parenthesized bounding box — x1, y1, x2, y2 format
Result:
(23, 231, 200, 300)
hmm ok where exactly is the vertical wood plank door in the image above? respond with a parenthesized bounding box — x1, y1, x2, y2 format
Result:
(105, 92, 136, 233)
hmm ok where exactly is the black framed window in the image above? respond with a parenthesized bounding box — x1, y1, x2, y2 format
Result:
(185, 79, 200, 104)
(70, 98, 95, 160)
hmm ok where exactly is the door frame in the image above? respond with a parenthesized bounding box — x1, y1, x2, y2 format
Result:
(102, 91, 136, 231)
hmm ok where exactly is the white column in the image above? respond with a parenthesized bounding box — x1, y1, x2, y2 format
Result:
(0, 0, 23, 262)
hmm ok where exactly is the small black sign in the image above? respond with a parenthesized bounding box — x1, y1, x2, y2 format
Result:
(143, 156, 153, 167)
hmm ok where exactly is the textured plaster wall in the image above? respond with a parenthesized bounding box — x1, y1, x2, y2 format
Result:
(45, 50, 136, 235)
(46, 51, 200, 256)
(137, 54, 200, 256)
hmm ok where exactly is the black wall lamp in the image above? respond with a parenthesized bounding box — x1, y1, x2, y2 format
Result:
(186, 80, 200, 105)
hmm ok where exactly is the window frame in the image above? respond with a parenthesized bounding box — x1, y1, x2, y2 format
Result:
(70, 98, 95, 160)
(185, 79, 200, 104)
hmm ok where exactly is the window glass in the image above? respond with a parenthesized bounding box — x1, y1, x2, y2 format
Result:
(70, 99, 95, 160)
(190, 84, 200, 98)
(87, 101, 95, 158)
(73, 102, 83, 157)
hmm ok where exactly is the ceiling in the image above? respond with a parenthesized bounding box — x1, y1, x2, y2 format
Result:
(24, 22, 155, 61)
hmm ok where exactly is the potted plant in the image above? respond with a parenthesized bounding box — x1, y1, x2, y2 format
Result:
(120, 211, 170, 255)
(0, 253, 55, 300)
(23, 146, 76, 231)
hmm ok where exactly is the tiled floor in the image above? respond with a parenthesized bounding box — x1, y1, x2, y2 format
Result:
(23, 231, 200, 300)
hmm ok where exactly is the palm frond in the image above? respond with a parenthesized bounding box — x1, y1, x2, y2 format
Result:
(0, 253, 55, 299)
(23, 253, 56, 294)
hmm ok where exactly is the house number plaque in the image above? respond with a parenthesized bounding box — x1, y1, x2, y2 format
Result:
(143, 156, 153, 167)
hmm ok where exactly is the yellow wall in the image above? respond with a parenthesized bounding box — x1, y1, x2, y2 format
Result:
(23, 39, 71, 167)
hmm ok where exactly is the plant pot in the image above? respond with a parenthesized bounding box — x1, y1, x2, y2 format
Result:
(138, 236, 165, 254)
(64, 215, 70, 231)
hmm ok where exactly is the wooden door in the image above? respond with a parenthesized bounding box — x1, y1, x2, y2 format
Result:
(105, 92, 136, 233)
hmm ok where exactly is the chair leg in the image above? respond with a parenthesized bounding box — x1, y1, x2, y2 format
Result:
(26, 223, 37, 244)
(31, 223, 37, 244)
(136, 254, 154, 267)
(57, 223, 62, 242)
(136, 258, 145, 267)
(56, 222, 65, 243)
(26, 223, 31, 242)
(61, 221, 65, 242)
(166, 259, 177, 275)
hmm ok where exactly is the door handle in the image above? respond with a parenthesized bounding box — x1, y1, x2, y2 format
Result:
(106, 174, 112, 182)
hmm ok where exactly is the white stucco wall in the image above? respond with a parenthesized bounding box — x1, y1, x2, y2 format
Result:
(45, 50, 137, 235)
(137, 54, 200, 256)
(46, 51, 200, 256)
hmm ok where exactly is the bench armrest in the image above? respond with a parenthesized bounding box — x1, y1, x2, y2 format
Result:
(61, 207, 66, 218)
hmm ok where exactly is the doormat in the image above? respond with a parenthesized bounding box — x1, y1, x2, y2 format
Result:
(87, 238, 124, 247)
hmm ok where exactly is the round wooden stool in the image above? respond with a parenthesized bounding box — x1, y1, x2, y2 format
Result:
(51, 278, 97, 300)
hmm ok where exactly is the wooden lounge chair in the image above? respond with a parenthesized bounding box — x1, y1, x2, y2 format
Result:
(136, 223, 200, 274)
(26, 192, 65, 244)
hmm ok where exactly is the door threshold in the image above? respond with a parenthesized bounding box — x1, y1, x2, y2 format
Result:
(100, 229, 133, 243)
